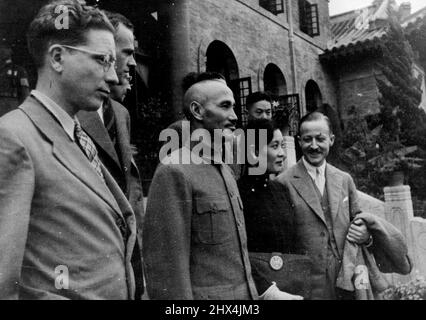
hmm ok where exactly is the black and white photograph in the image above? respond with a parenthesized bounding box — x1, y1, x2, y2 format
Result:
(0, 0, 425, 308)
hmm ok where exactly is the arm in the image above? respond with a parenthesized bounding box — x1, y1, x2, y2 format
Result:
(142, 164, 193, 299)
(0, 126, 34, 299)
(354, 212, 412, 275)
(346, 174, 372, 244)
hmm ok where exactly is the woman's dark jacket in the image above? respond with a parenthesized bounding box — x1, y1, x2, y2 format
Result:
(238, 174, 297, 254)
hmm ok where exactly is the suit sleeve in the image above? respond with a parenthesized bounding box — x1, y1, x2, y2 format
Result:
(0, 126, 34, 299)
(347, 173, 362, 220)
(142, 164, 193, 299)
(355, 212, 412, 275)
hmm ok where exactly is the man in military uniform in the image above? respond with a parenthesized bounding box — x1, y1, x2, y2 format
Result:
(0, 41, 30, 117)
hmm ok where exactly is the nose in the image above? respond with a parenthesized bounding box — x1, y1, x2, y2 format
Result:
(229, 108, 238, 123)
(128, 54, 136, 67)
(106, 66, 119, 85)
(278, 145, 286, 159)
(311, 138, 319, 149)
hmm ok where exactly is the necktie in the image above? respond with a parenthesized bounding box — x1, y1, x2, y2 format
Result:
(74, 119, 105, 181)
(315, 167, 324, 195)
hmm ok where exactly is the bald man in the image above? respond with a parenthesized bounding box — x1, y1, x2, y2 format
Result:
(143, 72, 258, 300)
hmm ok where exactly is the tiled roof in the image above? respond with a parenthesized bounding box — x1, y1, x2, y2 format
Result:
(402, 7, 426, 28)
(326, 1, 392, 52)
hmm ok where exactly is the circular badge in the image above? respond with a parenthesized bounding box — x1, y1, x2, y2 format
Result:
(269, 255, 283, 271)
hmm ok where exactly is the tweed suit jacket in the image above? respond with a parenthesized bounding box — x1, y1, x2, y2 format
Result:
(277, 160, 361, 299)
(143, 146, 258, 300)
(0, 96, 137, 299)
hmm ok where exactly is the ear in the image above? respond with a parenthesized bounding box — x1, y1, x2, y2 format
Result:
(48, 44, 65, 73)
(190, 101, 204, 121)
(329, 134, 335, 147)
(297, 135, 302, 147)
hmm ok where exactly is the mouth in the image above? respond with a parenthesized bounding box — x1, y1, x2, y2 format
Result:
(98, 89, 110, 97)
(225, 125, 236, 131)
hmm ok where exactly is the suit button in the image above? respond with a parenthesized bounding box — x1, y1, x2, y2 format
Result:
(320, 232, 326, 237)
(124, 166, 128, 172)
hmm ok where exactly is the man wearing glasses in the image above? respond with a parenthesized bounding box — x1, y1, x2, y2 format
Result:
(0, 0, 139, 299)
(77, 11, 145, 299)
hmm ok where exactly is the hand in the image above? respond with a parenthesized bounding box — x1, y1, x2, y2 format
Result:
(261, 282, 304, 300)
(347, 219, 371, 244)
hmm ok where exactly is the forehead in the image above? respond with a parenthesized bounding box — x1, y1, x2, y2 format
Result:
(300, 119, 331, 135)
(251, 100, 271, 110)
(203, 80, 234, 102)
(83, 29, 116, 54)
(271, 129, 283, 141)
(115, 23, 135, 47)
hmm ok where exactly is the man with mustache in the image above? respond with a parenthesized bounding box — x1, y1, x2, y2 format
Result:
(143, 72, 258, 300)
(277, 112, 411, 299)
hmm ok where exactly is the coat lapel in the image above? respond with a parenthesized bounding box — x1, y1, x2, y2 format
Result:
(78, 108, 122, 171)
(291, 161, 327, 226)
(21, 99, 124, 219)
(325, 164, 344, 223)
(111, 100, 132, 173)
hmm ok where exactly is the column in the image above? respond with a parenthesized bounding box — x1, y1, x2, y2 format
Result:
(283, 136, 296, 171)
(383, 185, 416, 284)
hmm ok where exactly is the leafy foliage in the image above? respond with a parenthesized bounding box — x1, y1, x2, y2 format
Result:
(338, 19, 426, 200)
(383, 275, 426, 300)
(132, 96, 174, 186)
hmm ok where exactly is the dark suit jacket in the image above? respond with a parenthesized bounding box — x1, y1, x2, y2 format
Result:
(78, 100, 144, 246)
(0, 97, 137, 299)
(277, 160, 361, 299)
(78, 99, 144, 297)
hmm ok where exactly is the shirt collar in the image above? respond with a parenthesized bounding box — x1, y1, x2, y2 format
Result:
(302, 156, 326, 177)
(31, 90, 76, 142)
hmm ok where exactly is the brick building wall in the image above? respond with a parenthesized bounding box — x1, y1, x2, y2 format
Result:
(165, 0, 338, 117)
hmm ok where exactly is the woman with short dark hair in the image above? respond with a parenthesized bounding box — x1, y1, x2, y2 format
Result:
(238, 118, 312, 300)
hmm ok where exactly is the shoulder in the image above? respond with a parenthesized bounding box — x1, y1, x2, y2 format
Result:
(110, 99, 128, 114)
(110, 99, 130, 120)
(276, 162, 301, 184)
(0, 100, 34, 130)
(327, 163, 354, 181)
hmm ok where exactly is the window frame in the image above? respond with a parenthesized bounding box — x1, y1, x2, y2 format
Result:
(259, 0, 285, 16)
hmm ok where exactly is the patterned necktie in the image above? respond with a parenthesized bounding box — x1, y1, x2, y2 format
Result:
(74, 119, 105, 181)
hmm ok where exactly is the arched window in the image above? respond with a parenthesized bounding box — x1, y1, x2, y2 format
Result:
(263, 63, 287, 96)
(305, 80, 322, 112)
(206, 41, 252, 127)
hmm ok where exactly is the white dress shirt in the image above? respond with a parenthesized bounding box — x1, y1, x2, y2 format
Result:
(302, 157, 326, 195)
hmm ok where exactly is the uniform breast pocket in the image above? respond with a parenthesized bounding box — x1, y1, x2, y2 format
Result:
(193, 199, 232, 245)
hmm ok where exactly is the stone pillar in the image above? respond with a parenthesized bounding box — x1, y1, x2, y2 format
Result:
(283, 136, 296, 171)
(160, 0, 191, 119)
(383, 185, 416, 284)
